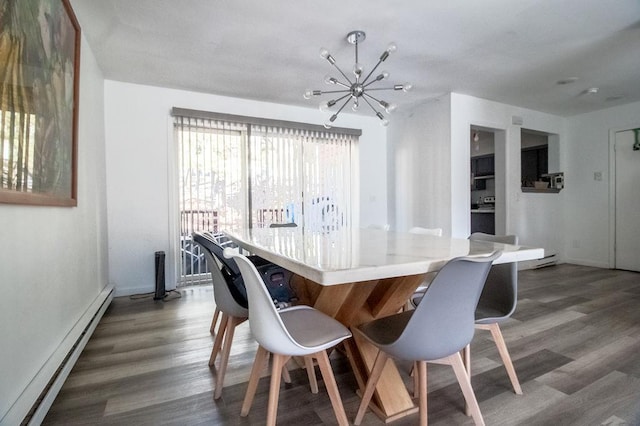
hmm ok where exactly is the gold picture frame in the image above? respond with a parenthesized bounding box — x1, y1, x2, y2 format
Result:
(0, 0, 80, 206)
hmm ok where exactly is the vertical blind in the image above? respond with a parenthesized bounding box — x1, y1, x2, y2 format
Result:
(173, 108, 360, 284)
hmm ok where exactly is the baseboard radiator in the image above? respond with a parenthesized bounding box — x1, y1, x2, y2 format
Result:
(2, 285, 114, 426)
(531, 253, 559, 269)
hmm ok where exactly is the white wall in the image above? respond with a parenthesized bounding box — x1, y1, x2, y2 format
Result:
(0, 36, 109, 424)
(388, 93, 566, 256)
(387, 95, 452, 234)
(103, 81, 387, 296)
(564, 100, 640, 267)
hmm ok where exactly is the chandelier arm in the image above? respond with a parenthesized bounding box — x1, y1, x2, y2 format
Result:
(361, 95, 382, 115)
(331, 93, 353, 105)
(363, 86, 399, 91)
(316, 89, 351, 95)
(332, 96, 354, 121)
(361, 58, 384, 86)
(331, 63, 354, 86)
(354, 40, 359, 82)
(333, 80, 351, 89)
(363, 92, 384, 105)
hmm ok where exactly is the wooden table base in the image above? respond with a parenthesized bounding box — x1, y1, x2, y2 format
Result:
(292, 273, 427, 422)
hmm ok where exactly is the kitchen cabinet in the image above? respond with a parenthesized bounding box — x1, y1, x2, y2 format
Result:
(472, 154, 494, 176)
(471, 154, 494, 190)
(521, 145, 547, 187)
(471, 211, 495, 234)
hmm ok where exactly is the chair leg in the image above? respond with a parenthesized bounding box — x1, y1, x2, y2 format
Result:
(462, 344, 471, 416)
(210, 307, 221, 334)
(214, 316, 244, 399)
(209, 313, 229, 367)
(241, 345, 269, 416)
(412, 362, 419, 398)
(281, 360, 292, 384)
(315, 350, 349, 426)
(266, 353, 288, 426)
(417, 360, 428, 426)
(486, 323, 523, 395)
(354, 351, 389, 425)
(304, 356, 319, 394)
(449, 352, 485, 426)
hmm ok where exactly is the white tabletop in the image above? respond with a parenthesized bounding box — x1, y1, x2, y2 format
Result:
(223, 227, 544, 286)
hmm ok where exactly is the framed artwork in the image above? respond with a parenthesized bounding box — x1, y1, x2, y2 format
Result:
(0, 0, 81, 206)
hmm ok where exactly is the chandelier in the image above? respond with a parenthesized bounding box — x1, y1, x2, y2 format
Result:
(304, 30, 412, 128)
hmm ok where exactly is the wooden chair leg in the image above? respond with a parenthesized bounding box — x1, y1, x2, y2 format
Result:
(487, 323, 523, 395)
(304, 356, 319, 394)
(214, 316, 242, 399)
(417, 361, 428, 426)
(266, 353, 287, 426)
(354, 351, 389, 425)
(449, 352, 485, 426)
(210, 307, 221, 334)
(412, 362, 419, 398)
(281, 361, 292, 384)
(315, 350, 349, 426)
(463, 344, 471, 416)
(209, 313, 229, 367)
(241, 346, 269, 416)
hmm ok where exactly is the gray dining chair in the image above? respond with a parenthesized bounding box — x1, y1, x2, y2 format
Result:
(468, 232, 523, 395)
(353, 251, 501, 426)
(224, 248, 352, 426)
(192, 232, 249, 400)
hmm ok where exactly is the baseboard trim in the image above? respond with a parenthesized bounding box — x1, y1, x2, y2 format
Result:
(563, 258, 610, 269)
(0, 285, 114, 426)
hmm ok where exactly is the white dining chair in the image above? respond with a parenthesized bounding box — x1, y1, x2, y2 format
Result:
(224, 248, 352, 426)
(367, 224, 390, 231)
(408, 226, 443, 236)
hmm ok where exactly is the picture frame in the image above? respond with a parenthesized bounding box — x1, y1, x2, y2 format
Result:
(0, 0, 81, 206)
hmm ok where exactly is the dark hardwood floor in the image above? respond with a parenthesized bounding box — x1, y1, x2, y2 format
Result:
(42, 264, 640, 425)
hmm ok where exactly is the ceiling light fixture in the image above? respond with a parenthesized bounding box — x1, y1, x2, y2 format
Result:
(304, 30, 412, 128)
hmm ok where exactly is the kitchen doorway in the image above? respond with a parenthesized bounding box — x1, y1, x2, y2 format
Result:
(612, 128, 640, 272)
(470, 126, 506, 236)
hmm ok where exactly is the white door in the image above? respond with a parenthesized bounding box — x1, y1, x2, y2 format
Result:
(615, 129, 640, 272)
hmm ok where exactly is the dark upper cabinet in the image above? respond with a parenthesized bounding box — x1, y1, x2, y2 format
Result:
(474, 155, 494, 176)
(521, 145, 548, 186)
(471, 154, 494, 190)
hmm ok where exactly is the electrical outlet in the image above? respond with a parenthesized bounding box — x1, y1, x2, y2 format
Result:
(594, 171, 603, 181)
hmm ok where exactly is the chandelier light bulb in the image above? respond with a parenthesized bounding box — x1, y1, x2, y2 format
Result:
(386, 42, 397, 54)
(323, 121, 332, 129)
(303, 89, 314, 99)
(324, 75, 337, 85)
(381, 118, 390, 127)
(385, 103, 397, 114)
(319, 48, 330, 59)
(353, 63, 364, 77)
(352, 99, 360, 111)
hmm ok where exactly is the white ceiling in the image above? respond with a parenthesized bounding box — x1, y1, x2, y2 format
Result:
(69, 0, 640, 117)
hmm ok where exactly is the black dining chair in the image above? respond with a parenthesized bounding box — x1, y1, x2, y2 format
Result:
(353, 251, 500, 426)
(192, 232, 249, 399)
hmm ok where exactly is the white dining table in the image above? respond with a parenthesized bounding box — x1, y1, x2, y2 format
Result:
(223, 226, 544, 422)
